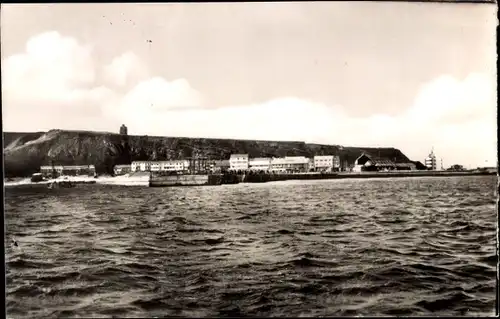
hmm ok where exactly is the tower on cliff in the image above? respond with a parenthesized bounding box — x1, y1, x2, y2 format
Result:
(120, 124, 128, 135)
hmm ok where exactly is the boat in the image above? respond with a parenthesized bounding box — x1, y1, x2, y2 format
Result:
(48, 180, 75, 189)
(31, 173, 44, 183)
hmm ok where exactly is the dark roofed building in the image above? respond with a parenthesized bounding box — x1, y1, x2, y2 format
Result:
(411, 160, 428, 170)
(353, 153, 416, 172)
(212, 160, 230, 172)
(113, 164, 132, 175)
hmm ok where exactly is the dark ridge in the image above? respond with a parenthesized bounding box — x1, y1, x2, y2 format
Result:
(3, 130, 411, 177)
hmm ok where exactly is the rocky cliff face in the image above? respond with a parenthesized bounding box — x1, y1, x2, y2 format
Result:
(3, 130, 411, 177)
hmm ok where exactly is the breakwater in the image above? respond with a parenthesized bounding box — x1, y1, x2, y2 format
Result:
(241, 170, 496, 183)
(335, 170, 497, 179)
(242, 172, 338, 183)
(150, 174, 211, 187)
(149, 174, 240, 187)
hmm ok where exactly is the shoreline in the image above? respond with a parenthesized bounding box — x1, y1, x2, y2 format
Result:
(331, 170, 495, 178)
(4, 173, 150, 188)
(4, 170, 496, 189)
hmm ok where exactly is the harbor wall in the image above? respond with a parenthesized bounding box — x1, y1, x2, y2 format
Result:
(239, 170, 496, 183)
(334, 171, 496, 179)
(150, 173, 241, 187)
(242, 172, 338, 183)
(221, 174, 240, 184)
(150, 174, 211, 187)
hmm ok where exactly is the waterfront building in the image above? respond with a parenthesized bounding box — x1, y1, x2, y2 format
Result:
(40, 165, 96, 177)
(131, 161, 151, 172)
(269, 158, 288, 173)
(212, 160, 230, 173)
(394, 163, 417, 171)
(131, 160, 189, 172)
(162, 160, 190, 172)
(270, 156, 310, 173)
(40, 165, 63, 177)
(425, 149, 437, 170)
(353, 154, 378, 172)
(150, 162, 162, 171)
(308, 158, 315, 171)
(186, 158, 210, 174)
(113, 164, 132, 175)
(249, 157, 272, 171)
(314, 155, 340, 172)
(339, 157, 350, 172)
(410, 161, 428, 170)
(353, 153, 416, 172)
(229, 154, 249, 171)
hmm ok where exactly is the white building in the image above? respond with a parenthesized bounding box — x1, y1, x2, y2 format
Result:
(229, 154, 249, 171)
(131, 160, 190, 172)
(353, 154, 370, 172)
(249, 157, 271, 171)
(270, 158, 288, 173)
(425, 149, 437, 171)
(314, 155, 340, 172)
(161, 160, 189, 172)
(113, 164, 132, 175)
(150, 162, 162, 171)
(40, 165, 96, 177)
(131, 161, 151, 172)
(270, 156, 310, 173)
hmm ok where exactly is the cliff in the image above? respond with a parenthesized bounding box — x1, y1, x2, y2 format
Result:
(3, 130, 411, 177)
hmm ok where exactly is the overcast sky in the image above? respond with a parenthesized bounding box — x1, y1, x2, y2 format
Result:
(1, 2, 497, 168)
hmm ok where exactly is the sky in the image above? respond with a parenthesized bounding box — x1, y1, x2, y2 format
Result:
(1, 2, 497, 168)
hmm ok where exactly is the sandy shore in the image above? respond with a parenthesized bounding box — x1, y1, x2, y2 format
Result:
(94, 173, 150, 186)
(4, 173, 150, 187)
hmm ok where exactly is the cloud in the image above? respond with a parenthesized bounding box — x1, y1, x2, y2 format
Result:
(2, 31, 96, 104)
(408, 73, 495, 125)
(116, 73, 495, 168)
(2, 31, 496, 168)
(375, 72, 497, 167)
(2, 31, 203, 132)
(103, 52, 148, 88)
(121, 77, 203, 110)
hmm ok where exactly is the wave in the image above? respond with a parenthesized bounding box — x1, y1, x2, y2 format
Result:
(4, 175, 497, 317)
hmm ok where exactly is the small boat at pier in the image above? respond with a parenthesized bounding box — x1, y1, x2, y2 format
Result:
(48, 180, 75, 189)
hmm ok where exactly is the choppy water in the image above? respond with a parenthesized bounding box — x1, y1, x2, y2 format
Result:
(5, 176, 498, 318)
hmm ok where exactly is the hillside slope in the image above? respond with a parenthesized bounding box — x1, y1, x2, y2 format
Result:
(3, 130, 411, 177)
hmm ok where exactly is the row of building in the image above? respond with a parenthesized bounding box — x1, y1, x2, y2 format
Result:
(112, 153, 425, 176)
(36, 149, 433, 179)
(228, 154, 341, 173)
(39, 165, 96, 177)
(111, 155, 342, 175)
